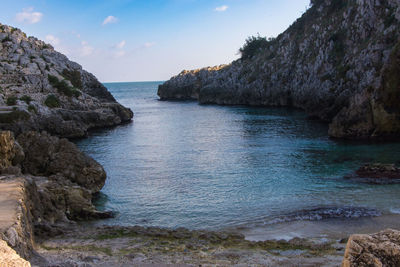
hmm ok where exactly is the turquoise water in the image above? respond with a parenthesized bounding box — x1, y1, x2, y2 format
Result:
(75, 81, 400, 230)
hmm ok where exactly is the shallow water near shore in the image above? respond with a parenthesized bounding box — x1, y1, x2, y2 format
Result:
(75, 81, 400, 239)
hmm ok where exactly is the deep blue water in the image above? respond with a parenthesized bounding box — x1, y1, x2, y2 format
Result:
(75, 82, 400, 230)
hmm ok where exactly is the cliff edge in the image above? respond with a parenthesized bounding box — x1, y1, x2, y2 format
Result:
(158, 0, 400, 140)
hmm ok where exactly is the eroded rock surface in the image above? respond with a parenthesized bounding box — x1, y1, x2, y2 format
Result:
(0, 23, 133, 138)
(342, 229, 400, 267)
(158, 0, 400, 140)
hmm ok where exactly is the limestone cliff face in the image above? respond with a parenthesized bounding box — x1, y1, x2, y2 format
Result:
(159, 0, 400, 139)
(0, 23, 133, 138)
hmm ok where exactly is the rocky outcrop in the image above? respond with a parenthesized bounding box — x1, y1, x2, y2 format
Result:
(158, 0, 400, 140)
(0, 23, 133, 138)
(17, 131, 106, 192)
(342, 229, 400, 267)
(0, 130, 111, 260)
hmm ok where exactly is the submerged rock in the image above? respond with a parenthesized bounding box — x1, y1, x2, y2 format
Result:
(158, 0, 400, 140)
(356, 164, 400, 179)
(342, 229, 400, 267)
(345, 163, 400, 184)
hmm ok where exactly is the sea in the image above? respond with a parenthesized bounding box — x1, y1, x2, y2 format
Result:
(75, 81, 400, 240)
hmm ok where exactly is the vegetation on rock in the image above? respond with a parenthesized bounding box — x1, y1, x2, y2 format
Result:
(44, 94, 60, 108)
(48, 75, 81, 98)
(6, 96, 17, 106)
(239, 35, 269, 60)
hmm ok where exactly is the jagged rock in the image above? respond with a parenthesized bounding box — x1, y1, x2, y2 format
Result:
(17, 131, 106, 192)
(0, 23, 133, 138)
(342, 229, 400, 267)
(158, 0, 400, 140)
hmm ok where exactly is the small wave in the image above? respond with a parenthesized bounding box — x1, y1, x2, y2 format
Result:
(390, 208, 400, 214)
(262, 206, 382, 225)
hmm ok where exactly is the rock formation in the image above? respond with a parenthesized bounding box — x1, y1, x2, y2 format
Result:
(0, 20, 133, 263)
(342, 229, 400, 267)
(0, 23, 133, 138)
(158, 0, 400, 140)
(0, 130, 112, 261)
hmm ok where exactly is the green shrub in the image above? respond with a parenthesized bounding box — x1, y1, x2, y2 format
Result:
(62, 69, 83, 89)
(20, 95, 32, 104)
(48, 74, 81, 97)
(43, 44, 50, 49)
(48, 74, 59, 85)
(239, 35, 269, 60)
(44, 94, 60, 108)
(45, 65, 50, 71)
(28, 104, 37, 113)
(6, 96, 18, 106)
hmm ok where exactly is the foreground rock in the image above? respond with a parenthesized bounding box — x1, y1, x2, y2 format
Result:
(0, 240, 30, 267)
(158, 0, 400, 140)
(0, 23, 133, 138)
(342, 229, 400, 267)
(0, 130, 111, 260)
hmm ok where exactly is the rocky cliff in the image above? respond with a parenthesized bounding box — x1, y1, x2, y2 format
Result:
(0, 23, 133, 138)
(0, 130, 112, 261)
(158, 0, 400, 140)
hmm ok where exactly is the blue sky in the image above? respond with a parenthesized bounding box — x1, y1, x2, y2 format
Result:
(1, 0, 310, 82)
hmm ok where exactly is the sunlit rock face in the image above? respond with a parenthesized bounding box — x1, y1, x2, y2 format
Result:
(0, 23, 133, 138)
(159, 0, 400, 140)
(343, 229, 400, 267)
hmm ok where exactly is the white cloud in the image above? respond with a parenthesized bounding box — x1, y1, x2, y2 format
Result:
(15, 7, 43, 24)
(143, 42, 155, 48)
(114, 50, 126, 58)
(102, 16, 118, 25)
(215, 5, 228, 12)
(112, 40, 126, 58)
(45, 35, 60, 46)
(80, 41, 94, 56)
(115, 40, 126, 49)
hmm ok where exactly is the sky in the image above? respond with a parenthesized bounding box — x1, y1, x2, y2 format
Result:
(0, 0, 310, 82)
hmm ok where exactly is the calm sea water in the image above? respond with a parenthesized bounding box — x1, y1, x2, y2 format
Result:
(75, 82, 400, 231)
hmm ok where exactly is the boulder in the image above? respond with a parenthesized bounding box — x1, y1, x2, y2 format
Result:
(342, 229, 400, 267)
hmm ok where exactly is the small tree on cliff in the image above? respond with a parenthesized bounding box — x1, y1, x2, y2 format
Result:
(239, 34, 268, 60)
